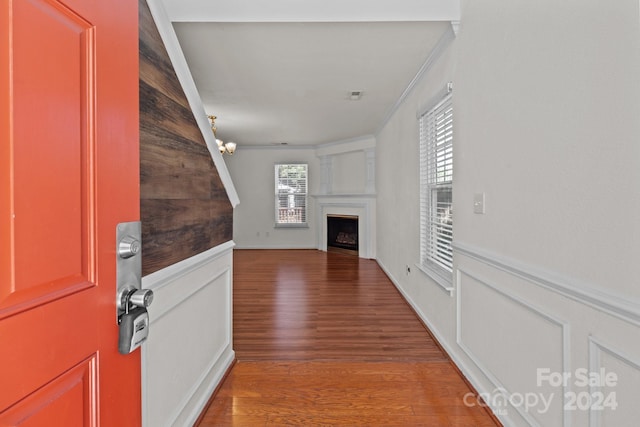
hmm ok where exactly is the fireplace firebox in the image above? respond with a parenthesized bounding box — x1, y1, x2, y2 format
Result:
(327, 215, 359, 255)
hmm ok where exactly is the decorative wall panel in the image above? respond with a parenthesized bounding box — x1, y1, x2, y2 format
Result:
(139, 0, 232, 276)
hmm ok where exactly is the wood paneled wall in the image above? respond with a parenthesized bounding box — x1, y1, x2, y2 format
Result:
(139, 0, 232, 276)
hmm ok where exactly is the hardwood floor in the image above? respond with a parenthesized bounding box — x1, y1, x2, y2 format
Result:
(197, 250, 500, 426)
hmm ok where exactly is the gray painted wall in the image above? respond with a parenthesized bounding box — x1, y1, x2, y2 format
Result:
(223, 1, 640, 425)
(377, 1, 640, 425)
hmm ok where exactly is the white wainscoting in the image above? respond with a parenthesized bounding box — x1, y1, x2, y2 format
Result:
(381, 242, 640, 427)
(452, 243, 640, 427)
(456, 268, 570, 427)
(141, 241, 235, 427)
(587, 336, 640, 427)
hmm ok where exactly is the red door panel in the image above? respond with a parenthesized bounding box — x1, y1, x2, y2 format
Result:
(0, 356, 96, 426)
(2, 0, 94, 318)
(0, 0, 140, 424)
(11, 0, 92, 299)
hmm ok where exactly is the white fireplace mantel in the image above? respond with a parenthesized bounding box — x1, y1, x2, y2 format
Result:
(312, 194, 376, 259)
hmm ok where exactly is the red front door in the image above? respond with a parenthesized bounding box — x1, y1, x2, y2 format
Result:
(0, 0, 140, 425)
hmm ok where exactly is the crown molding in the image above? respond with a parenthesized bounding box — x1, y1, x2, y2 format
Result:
(237, 144, 316, 151)
(450, 20, 460, 36)
(375, 24, 456, 136)
(315, 135, 376, 156)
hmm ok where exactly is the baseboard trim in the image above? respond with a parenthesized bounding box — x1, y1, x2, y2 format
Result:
(177, 346, 235, 426)
(192, 356, 237, 426)
(233, 244, 317, 250)
(376, 259, 507, 426)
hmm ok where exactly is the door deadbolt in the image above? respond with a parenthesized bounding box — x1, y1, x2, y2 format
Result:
(118, 235, 140, 258)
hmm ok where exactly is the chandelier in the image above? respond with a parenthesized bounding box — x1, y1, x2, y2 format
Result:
(207, 115, 237, 155)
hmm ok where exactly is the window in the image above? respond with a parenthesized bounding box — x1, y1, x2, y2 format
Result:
(275, 163, 308, 226)
(419, 92, 453, 286)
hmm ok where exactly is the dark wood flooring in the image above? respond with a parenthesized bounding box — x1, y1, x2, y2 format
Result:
(197, 249, 500, 426)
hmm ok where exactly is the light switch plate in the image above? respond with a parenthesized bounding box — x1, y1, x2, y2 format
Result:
(474, 193, 485, 214)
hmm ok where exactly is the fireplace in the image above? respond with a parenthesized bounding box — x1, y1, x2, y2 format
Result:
(327, 215, 359, 255)
(314, 194, 375, 259)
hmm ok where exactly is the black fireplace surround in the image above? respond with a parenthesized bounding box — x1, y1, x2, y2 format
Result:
(327, 215, 359, 253)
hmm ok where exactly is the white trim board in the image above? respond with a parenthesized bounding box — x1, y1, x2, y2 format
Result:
(314, 196, 376, 259)
(168, 346, 234, 426)
(142, 240, 235, 292)
(453, 241, 640, 327)
(144, 0, 240, 207)
(375, 259, 514, 427)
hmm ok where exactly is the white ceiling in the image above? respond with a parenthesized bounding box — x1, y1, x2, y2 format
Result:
(163, 0, 458, 147)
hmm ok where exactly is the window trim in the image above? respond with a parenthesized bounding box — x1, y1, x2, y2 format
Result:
(418, 89, 454, 294)
(274, 222, 309, 229)
(415, 262, 454, 294)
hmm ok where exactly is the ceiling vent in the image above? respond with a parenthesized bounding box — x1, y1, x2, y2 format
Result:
(349, 90, 363, 101)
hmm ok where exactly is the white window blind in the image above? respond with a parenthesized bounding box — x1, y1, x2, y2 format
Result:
(419, 93, 453, 274)
(275, 164, 308, 225)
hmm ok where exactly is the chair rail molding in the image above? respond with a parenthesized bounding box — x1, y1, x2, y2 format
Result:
(452, 241, 640, 327)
